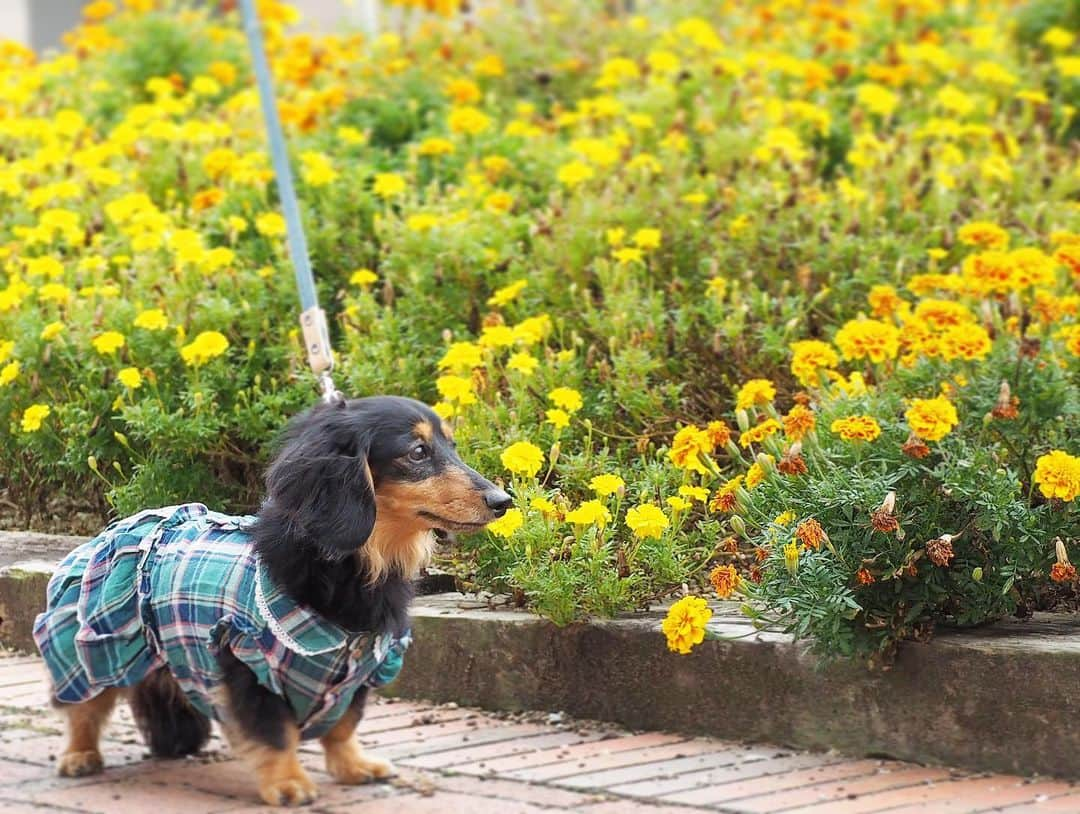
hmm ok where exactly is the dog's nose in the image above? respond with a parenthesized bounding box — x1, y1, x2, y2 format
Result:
(484, 489, 513, 517)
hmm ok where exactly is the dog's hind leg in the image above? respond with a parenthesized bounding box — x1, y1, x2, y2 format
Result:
(130, 668, 211, 758)
(218, 646, 317, 807)
(57, 688, 121, 777)
(320, 688, 394, 785)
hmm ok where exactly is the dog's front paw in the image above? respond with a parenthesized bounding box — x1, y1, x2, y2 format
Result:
(57, 749, 104, 777)
(326, 749, 394, 785)
(259, 768, 319, 807)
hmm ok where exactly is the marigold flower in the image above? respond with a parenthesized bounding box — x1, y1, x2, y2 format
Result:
(834, 318, 899, 364)
(778, 445, 808, 476)
(795, 518, 827, 551)
(632, 228, 661, 250)
(436, 374, 476, 405)
(710, 476, 743, 513)
(548, 387, 583, 413)
(709, 564, 741, 599)
(989, 380, 1019, 421)
(501, 441, 545, 478)
(0, 360, 20, 386)
(565, 499, 612, 526)
(255, 212, 286, 237)
(21, 403, 51, 432)
(92, 331, 125, 355)
(830, 415, 881, 442)
(41, 322, 64, 341)
(545, 408, 570, 429)
(789, 340, 838, 387)
(372, 172, 406, 199)
(661, 596, 712, 654)
(556, 161, 594, 188)
(179, 330, 228, 367)
(487, 279, 527, 307)
(117, 367, 142, 389)
(668, 425, 712, 475)
(782, 404, 815, 441)
(679, 485, 709, 503)
(739, 418, 781, 448)
(735, 378, 776, 410)
(901, 432, 931, 459)
(926, 534, 957, 567)
(855, 568, 875, 585)
(705, 420, 731, 448)
(940, 323, 992, 362)
(589, 474, 625, 497)
(958, 221, 1009, 251)
(783, 541, 799, 574)
(745, 456, 772, 489)
(1033, 450, 1080, 502)
(487, 508, 523, 538)
(1051, 562, 1078, 583)
(905, 396, 959, 442)
(867, 284, 904, 318)
(626, 504, 669, 539)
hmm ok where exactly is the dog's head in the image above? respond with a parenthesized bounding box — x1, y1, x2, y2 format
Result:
(260, 396, 511, 581)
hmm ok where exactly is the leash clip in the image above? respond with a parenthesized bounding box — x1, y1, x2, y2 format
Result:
(318, 371, 344, 406)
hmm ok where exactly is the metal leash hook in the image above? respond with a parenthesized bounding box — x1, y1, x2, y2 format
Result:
(240, 0, 345, 407)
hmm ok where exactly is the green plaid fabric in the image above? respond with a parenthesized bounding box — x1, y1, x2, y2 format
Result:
(33, 504, 410, 740)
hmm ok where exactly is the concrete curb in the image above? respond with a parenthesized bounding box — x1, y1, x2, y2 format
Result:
(3, 533, 1079, 779)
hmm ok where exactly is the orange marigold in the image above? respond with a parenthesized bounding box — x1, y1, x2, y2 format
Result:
(834, 319, 899, 364)
(782, 404, 816, 441)
(901, 432, 931, 459)
(926, 534, 956, 567)
(1051, 562, 1077, 583)
(710, 476, 743, 513)
(855, 568, 876, 585)
(709, 564, 742, 599)
(795, 518, 827, 551)
(705, 420, 731, 448)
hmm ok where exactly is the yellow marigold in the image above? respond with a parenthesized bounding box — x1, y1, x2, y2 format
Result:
(438, 342, 483, 373)
(739, 418, 781, 448)
(1062, 325, 1080, 357)
(501, 441, 544, 478)
(479, 325, 515, 348)
(589, 474, 625, 497)
(705, 421, 731, 448)
(436, 374, 477, 405)
(735, 378, 776, 410)
(782, 404, 816, 441)
(508, 352, 539, 376)
(668, 425, 712, 475)
(92, 331, 125, 355)
(565, 499, 612, 526)
(789, 339, 839, 387)
(487, 279, 528, 307)
(41, 322, 64, 341)
(1033, 450, 1080, 502)
(1007, 248, 1056, 289)
(958, 221, 1009, 251)
(0, 360, 19, 386)
(21, 403, 51, 432)
(0, 340, 13, 364)
(830, 415, 882, 442)
(350, 269, 378, 287)
(117, 367, 142, 389)
(745, 456, 773, 489)
(530, 495, 556, 515)
(783, 541, 799, 574)
(834, 319, 899, 364)
(548, 387, 583, 413)
(868, 284, 904, 318)
(372, 173, 406, 200)
(661, 595, 712, 655)
(255, 212, 286, 237)
(914, 299, 974, 329)
(632, 228, 661, 250)
(904, 397, 958, 442)
(961, 251, 1013, 295)
(940, 323, 992, 361)
(179, 331, 228, 366)
(545, 408, 570, 429)
(487, 508, 523, 538)
(626, 504, 669, 539)
(556, 161, 594, 188)
(667, 496, 691, 512)
(679, 485, 709, 503)
(709, 564, 741, 599)
(448, 105, 492, 135)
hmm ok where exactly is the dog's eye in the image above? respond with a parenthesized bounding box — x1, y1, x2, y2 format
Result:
(408, 444, 430, 463)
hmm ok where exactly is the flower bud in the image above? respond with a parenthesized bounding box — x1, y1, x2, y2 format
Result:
(87, 455, 99, 474)
(972, 567, 983, 582)
(879, 490, 896, 515)
(729, 514, 747, 537)
(755, 452, 775, 473)
(1055, 537, 1070, 565)
(736, 408, 750, 432)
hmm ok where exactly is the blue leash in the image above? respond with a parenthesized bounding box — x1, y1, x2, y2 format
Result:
(238, 0, 340, 404)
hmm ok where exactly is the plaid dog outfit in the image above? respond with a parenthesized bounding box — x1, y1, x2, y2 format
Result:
(33, 503, 410, 740)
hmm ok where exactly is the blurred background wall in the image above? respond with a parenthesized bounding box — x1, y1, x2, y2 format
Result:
(0, 1, 380, 52)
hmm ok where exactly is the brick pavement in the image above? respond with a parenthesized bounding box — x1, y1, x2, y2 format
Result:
(0, 653, 1076, 813)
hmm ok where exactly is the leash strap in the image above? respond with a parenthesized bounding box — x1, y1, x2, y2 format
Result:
(238, 0, 340, 405)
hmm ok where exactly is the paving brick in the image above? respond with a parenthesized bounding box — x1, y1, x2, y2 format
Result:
(404, 729, 605, 771)
(580, 801, 706, 813)
(432, 773, 599, 807)
(734, 766, 957, 812)
(867, 779, 1079, 814)
(605, 752, 844, 800)
(661, 759, 892, 806)
(992, 791, 1080, 813)
(15, 774, 242, 814)
(506, 739, 730, 783)
(378, 722, 554, 761)
(555, 747, 768, 791)
(779, 775, 1067, 814)
(356, 713, 489, 748)
(0, 798, 85, 814)
(356, 706, 472, 735)
(456, 732, 686, 777)
(324, 790, 557, 813)
(0, 757, 55, 782)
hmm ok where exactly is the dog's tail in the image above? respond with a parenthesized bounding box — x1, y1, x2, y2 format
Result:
(130, 668, 211, 758)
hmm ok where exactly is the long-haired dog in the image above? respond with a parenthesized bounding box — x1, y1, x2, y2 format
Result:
(33, 396, 510, 806)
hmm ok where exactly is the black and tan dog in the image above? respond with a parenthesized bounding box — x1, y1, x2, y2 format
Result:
(35, 396, 510, 806)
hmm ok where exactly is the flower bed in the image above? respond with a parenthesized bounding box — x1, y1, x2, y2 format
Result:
(0, 0, 1076, 660)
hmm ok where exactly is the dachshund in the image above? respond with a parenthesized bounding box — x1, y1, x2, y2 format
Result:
(33, 396, 510, 806)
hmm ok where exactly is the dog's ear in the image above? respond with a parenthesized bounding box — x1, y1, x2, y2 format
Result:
(262, 404, 376, 556)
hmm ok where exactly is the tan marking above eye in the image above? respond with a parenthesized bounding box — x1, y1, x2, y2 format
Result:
(413, 421, 434, 443)
(440, 420, 454, 441)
